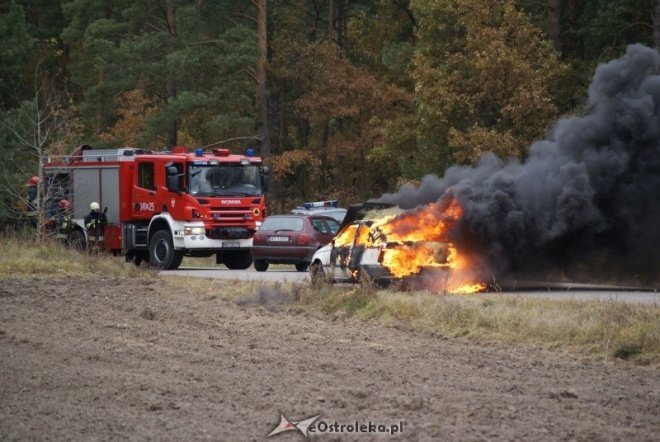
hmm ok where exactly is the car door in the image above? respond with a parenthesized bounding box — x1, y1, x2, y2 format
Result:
(329, 222, 367, 281)
(131, 160, 157, 220)
(309, 217, 335, 247)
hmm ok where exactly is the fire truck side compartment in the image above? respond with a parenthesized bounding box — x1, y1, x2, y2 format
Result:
(72, 166, 120, 224)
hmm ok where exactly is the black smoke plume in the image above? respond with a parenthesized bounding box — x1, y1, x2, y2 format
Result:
(378, 44, 660, 285)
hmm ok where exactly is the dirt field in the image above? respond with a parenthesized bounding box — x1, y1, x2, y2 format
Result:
(1, 276, 658, 441)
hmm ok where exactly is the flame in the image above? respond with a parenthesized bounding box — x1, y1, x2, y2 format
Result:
(449, 283, 487, 294)
(334, 224, 359, 247)
(380, 242, 451, 278)
(443, 247, 487, 294)
(355, 198, 486, 294)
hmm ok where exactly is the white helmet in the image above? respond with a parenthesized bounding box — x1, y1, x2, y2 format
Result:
(90, 202, 100, 211)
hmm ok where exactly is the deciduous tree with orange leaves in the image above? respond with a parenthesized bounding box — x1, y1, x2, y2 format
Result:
(410, 0, 565, 168)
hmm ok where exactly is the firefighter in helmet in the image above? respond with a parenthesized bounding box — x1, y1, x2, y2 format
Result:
(84, 202, 107, 251)
(54, 199, 73, 243)
(26, 176, 40, 226)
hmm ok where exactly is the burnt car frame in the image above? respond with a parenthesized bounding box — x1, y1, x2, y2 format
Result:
(309, 202, 452, 286)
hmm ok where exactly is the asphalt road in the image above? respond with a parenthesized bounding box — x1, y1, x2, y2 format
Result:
(163, 266, 310, 282)
(161, 266, 660, 304)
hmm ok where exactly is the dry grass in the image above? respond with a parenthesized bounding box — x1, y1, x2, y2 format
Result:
(0, 234, 151, 279)
(160, 275, 265, 300)
(294, 284, 660, 365)
(160, 277, 659, 364)
(2, 232, 657, 364)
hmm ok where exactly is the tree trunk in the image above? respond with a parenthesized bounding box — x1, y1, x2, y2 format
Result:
(95, 68, 105, 135)
(278, 81, 285, 155)
(165, 1, 178, 148)
(166, 81, 177, 148)
(564, 0, 578, 56)
(328, 0, 335, 43)
(336, 1, 346, 53)
(654, 0, 660, 50)
(547, 0, 561, 52)
(256, 0, 271, 158)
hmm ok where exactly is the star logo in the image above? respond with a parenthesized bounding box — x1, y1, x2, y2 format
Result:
(266, 414, 321, 437)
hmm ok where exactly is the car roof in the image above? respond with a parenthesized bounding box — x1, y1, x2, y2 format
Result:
(290, 207, 347, 221)
(268, 213, 332, 218)
(264, 214, 337, 220)
(265, 214, 305, 218)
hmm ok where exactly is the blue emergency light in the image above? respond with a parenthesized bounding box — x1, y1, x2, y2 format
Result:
(303, 200, 338, 209)
(194, 148, 204, 157)
(246, 148, 255, 157)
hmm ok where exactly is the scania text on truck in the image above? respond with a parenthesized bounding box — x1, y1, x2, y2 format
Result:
(43, 144, 269, 270)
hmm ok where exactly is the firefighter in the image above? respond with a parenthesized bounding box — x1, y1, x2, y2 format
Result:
(26, 176, 40, 226)
(84, 202, 107, 252)
(54, 199, 73, 244)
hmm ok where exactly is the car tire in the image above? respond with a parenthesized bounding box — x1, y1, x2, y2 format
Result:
(310, 261, 326, 285)
(68, 229, 86, 251)
(254, 260, 269, 272)
(295, 262, 309, 272)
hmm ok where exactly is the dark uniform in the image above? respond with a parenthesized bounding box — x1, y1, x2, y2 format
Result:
(26, 176, 40, 227)
(84, 202, 107, 251)
(55, 200, 73, 243)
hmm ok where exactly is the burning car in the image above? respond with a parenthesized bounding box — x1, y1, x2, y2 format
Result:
(309, 199, 486, 293)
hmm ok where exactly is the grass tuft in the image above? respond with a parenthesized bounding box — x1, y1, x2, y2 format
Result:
(290, 283, 660, 365)
(0, 234, 152, 279)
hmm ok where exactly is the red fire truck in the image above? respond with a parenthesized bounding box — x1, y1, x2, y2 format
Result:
(43, 144, 269, 270)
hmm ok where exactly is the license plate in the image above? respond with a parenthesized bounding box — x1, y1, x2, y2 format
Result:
(268, 236, 289, 242)
(221, 241, 240, 248)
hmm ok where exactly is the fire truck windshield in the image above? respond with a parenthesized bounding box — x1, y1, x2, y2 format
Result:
(188, 164, 262, 197)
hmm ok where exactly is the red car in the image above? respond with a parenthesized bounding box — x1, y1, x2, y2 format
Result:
(251, 214, 340, 271)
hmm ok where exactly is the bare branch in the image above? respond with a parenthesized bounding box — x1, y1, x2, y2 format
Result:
(188, 39, 221, 46)
(200, 136, 261, 150)
(244, 66, 257, 83)
(145, 21, 168, 33)
(236, 12, 257, 24)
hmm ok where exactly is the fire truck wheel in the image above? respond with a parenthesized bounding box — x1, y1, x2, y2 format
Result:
(171, 252, 184, 269)
(223, 250, 253, 270)
(68, 230, 86, 251)
(149, 230, 183, 270)
(253, 260, 269, 272)
(295, 263, 309, 272)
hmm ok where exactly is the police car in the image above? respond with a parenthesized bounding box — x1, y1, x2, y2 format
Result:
(290, 200, 347, 223)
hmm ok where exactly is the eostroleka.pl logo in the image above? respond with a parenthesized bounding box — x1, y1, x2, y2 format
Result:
(267, 414, 321, 437)
(267, 414, 405, 437)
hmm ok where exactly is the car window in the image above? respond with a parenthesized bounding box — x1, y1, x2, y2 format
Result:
(260, 217, 304, 231)
(326, 219, 340, 234)
(137, 162, 155, 190)
(334, 223, 359, 247)
(311, 218, 331, 234)
(290, 208, 347, 222)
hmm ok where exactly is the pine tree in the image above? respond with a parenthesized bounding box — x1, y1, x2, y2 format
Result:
(62, 0, 258, 148)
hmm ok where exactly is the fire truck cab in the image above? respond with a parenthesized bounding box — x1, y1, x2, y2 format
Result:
(43, 145, 268, 270)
